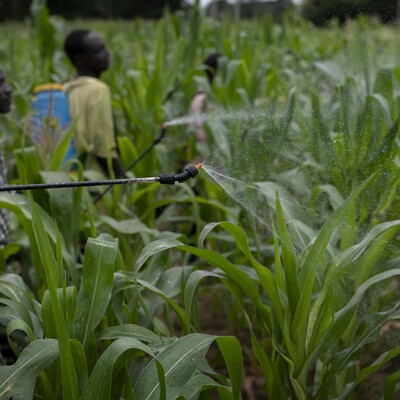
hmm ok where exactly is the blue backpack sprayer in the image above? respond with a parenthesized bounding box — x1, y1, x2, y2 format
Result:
(31, 83, 77, 163)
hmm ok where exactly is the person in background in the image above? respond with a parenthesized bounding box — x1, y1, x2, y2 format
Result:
(63, 29, 125, 178)
(0, 65, 13, 246)
(189, 53, 222, 146)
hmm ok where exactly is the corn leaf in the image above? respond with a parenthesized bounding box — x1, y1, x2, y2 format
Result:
(0, 339, 59, 400)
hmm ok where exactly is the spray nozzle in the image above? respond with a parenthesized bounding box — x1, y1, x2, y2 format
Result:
(159, 163, 202, 185)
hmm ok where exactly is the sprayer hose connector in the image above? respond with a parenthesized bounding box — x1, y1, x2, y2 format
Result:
(159, 165, 199, 184)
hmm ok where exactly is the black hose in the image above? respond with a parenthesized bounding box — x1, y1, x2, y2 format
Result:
(0, 176, 160, 192)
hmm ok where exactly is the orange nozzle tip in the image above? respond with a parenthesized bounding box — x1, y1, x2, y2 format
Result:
(162, 123, 167, 129)
(195, 163, 203, 170)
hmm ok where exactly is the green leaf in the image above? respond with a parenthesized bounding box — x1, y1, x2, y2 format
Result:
(198, 222, 283, 328)
(76, 237, 118, 348)
(42, 286, 76, 338)
(275, 193, 300, 316)
(134, 333, 242, 400)
(0, 193, 75, 281)
(137, 279, 189, 335)
(70, 339, 88, 393)
(0, 339, 59, 399)
(184, 270, 225, 331)
(293, 174, 375, 354)
(384, 367, 400, 400)
(177, 374, 231, 400)
(31, 198, 79, 399)
(306, 289, 334, 353)
(48, 120, 77, 171)
(98, 324, 164, 345)
(251, 334, 285, 398)
(134, 238, 183, 274)
(80, 337, 154, 400)
(6, 319, 36, 356)
(40, 171, 82, 256)
(215, 336, 243, 399)
(336, 347, 400, 400)
(99, 215, 158, 235)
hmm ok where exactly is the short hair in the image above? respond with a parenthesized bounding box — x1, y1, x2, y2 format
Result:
(64, 29, 91, 65)
(203, 53, 222, 84)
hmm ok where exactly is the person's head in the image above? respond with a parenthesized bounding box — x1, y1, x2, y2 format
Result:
(0, 66, 12, 114)
(64, 29, 110, 77)
(203, 53, 221, 84)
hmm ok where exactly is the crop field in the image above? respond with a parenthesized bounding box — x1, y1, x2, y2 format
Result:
(1, 3, 400, 399)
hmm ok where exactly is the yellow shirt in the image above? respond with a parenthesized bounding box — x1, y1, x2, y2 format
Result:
(63, 77, 118, 171)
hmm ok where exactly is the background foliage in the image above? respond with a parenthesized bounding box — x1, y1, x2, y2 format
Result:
(303, 0, 398, 25)
(1, 0, 399, 23)
(0, 0, 400, 399)
(0, 0, 186, 20)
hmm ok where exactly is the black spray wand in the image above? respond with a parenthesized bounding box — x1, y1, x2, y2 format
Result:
(94, 124, 168, 203)
(0, 164, 202, 192)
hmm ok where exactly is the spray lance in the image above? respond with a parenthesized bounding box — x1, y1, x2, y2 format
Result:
(93, 123, 168, 203)
(0, 163, 203, 193)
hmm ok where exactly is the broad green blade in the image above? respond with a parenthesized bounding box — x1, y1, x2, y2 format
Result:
(31, 199, 79, 399)
(76, 237, 118, 349)
(0, 339, 59, 399)
(134, 333, 242, 400)
(98, 324, 164, 345)
(80, 337, 154, 400)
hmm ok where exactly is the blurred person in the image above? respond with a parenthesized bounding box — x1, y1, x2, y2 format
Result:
(189, 53, 222, 146)
(0, 65, 13, 246)
(63, 29, 125, 178)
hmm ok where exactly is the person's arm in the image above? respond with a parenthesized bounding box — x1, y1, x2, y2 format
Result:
(190, 92, 207, 143)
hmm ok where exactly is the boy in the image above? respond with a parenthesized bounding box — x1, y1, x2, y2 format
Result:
(63, 29, 124, 178)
